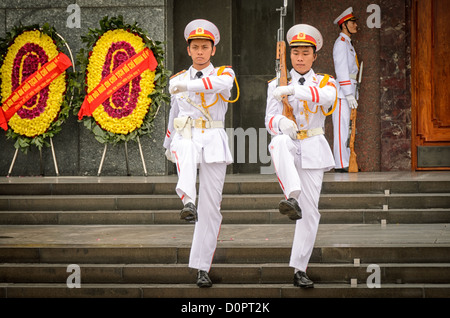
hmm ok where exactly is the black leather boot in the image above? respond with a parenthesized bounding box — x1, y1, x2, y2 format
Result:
(180, 202, 197, 222)
(279, 197, 302, 220)
(197, 270, 212, 288)
(293, 271, 314, 288)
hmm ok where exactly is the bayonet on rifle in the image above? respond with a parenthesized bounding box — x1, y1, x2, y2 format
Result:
(356, 61, 363, 100)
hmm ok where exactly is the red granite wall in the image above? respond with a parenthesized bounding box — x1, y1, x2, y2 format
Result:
(379, 0, 411, 171)
(295, 0, 411, 171)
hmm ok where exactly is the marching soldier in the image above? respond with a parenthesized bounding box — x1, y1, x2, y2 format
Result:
(265, 24, 337, 288)
(332, 7, 359, 172)
(163, 19, 236, 287)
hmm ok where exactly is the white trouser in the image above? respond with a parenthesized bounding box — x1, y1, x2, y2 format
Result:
(171, 137, 226, 272)
(270, 135, 324, 272)
(332, 98, 350, 169)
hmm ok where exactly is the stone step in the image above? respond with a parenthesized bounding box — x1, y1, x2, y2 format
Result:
(1, 174, 449, 196)
(1, 263, 449, 284)
(1, 193, 449, 211)
(1, 224, 449, 264)
(2, 245, 449, 264)
(0, 173, 448, 299)
(1, 208, 449, 225)
(1, 282, 448, 298)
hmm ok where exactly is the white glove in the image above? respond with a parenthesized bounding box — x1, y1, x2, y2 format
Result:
(279, 117, 298, 140)
(169, 81, 187, 94)
(272, 85, 295, 102)
(346, 94, 358, 109)
(165, 148, 176, 163)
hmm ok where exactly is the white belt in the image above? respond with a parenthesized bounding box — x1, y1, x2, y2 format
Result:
(296, 127, 324, 140)
(190, 118, 224, 129)
(174, 116, 223, 139)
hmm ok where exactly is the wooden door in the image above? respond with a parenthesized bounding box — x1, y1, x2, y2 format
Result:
(411, 0, 450, 170)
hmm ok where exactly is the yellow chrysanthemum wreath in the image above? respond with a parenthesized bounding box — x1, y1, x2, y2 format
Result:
(73, 16, 170, 144)
(0, 24, 73, 153)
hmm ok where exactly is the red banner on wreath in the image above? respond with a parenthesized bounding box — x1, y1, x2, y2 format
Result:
(0, 52, 72, 131)
(78, 47, 157, 120)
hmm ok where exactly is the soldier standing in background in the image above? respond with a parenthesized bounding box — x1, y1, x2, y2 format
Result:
(332, 7, 359, 172)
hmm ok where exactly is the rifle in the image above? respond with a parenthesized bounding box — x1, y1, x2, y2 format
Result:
(275, 0, 296, 123)
(348, 108, 358, 172)
(348, 61, 363, 173)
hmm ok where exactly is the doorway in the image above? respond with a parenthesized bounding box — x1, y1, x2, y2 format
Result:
(411, 0, 450, 170)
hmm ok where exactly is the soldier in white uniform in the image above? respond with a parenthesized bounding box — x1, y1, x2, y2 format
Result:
(332, 7, 359, 172)
(163, 19, 236, 287)
(265, 24, 337, 288)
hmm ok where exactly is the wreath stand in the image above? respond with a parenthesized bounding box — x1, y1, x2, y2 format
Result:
(7, 137, 60, 177)
(97, 136, 147, 176)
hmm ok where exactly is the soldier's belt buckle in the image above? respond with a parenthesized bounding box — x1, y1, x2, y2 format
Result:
(194, 118, 206, 129)
(296, 130, 308, 140)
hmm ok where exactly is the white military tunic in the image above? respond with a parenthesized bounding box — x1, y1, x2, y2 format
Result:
(265, 68, 336, 272)
(164, 63, 235, 272)
(332, 32, 359, 169)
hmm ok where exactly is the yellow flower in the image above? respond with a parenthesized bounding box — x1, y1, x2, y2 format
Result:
(0, 30, 66, 137)
(87, 29, 156, 135)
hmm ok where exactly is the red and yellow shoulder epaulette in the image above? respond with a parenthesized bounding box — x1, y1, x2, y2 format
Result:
(316, 73, 335, 88)
(316, 73, 334, 79)
(170, 69, 187, 79)
(216, 65, 233, 76)
(216, 65, 232, 69)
